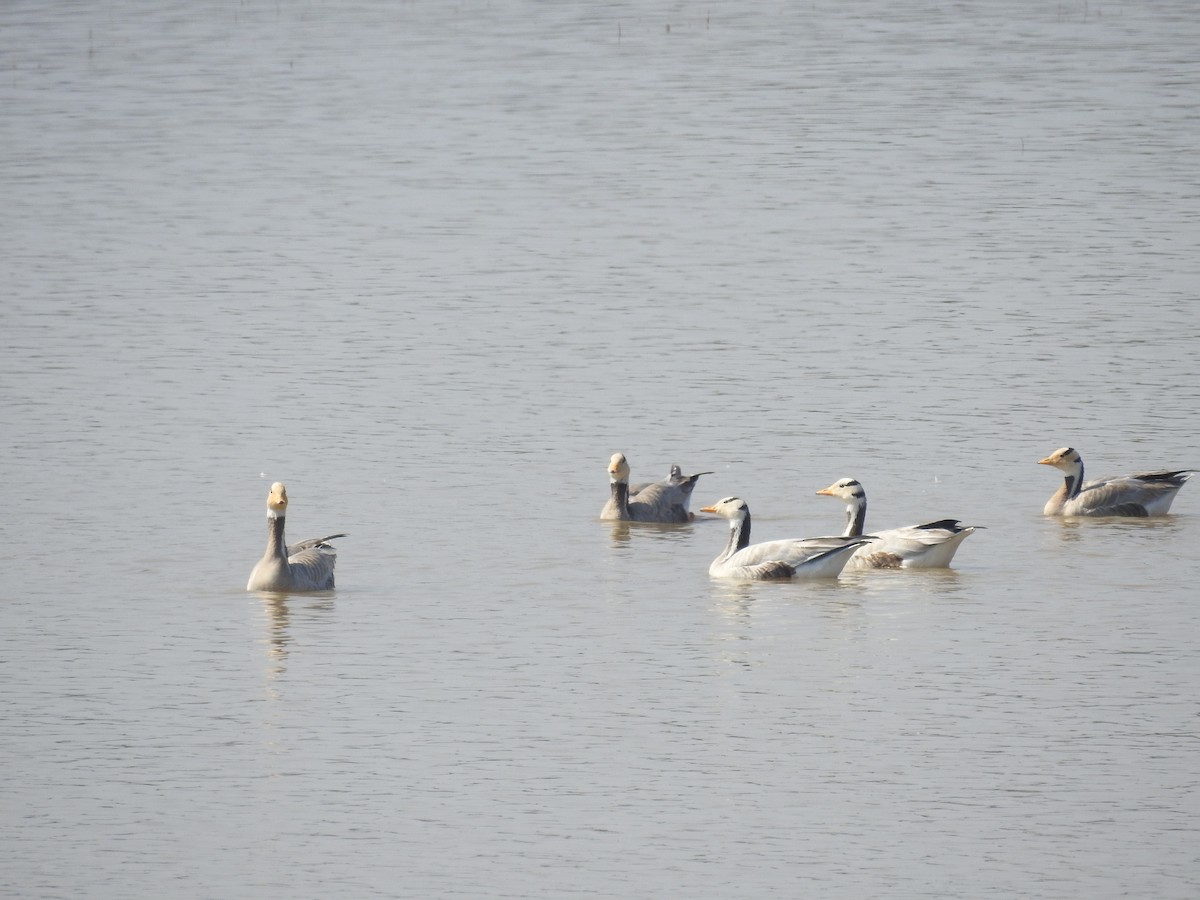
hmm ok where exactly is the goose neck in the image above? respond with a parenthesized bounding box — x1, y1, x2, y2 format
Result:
(1064, 462, 1084, 499)
(843, 497, 867, 537)
(266, 514, 287, 559)
(721, 510, 751, 558)
(610, 480, 631, 520)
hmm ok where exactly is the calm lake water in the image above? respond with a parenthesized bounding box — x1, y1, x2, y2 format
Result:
(3, 0, 1199, 897)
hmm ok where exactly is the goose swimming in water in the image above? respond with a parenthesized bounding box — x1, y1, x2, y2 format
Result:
(815, 478, 979, 569)
(247, 482, 345, 592)
(631, 463, 696, 493)
(601, 453, 712, 523)
(699, 496, 870, 580)
(1037, 447, 1195, 517)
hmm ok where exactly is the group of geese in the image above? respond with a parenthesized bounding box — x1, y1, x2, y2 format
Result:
(246, 448, 1195, 592)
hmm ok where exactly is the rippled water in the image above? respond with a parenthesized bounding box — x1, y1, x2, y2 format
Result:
(3, 1, 1199, 897)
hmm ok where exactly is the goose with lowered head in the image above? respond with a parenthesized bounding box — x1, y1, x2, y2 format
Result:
(815, 477, 979, 569)
(1037, 447, 1195, 517)
(699, 496, 870, 580)
(601, 453, 712, 523)
(247, 482, 345, 592)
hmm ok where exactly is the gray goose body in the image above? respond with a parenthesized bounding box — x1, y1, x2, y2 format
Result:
(816, 477, 979, 569)
(1038, 447, 1195, 517)
(600, 453, 712, 523)
(247, 482, 344, 592)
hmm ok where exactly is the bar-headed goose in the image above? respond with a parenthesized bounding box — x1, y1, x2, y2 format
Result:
(600, 453, 711, 523)
(247, 482, 345, 592)
(816, 478, 979, 569)
(699, 496, 870, 580)
(1038, 447, 1195, 517)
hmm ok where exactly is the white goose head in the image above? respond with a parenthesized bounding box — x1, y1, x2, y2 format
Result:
(266, 482, 289, 518)
(699, 496, 749, 524)
(608, 453, 631, 484)
(1038, 447, 1084, 474)
(815, 477, 866, 504)
(816, 477, 868, 536)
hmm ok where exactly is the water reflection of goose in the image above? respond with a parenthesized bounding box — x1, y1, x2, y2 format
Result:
(1037, 447, 1195, 517)
(247, 482, 345, 592)
(699, 496, 869, 580)
(815, 477, 979, 569)
(601, 453, 712, 523)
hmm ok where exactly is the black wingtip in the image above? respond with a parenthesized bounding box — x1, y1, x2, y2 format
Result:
(915, 519, 972, 532)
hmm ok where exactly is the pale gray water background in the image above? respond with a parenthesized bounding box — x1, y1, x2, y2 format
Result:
(2, 0, 1199, 897)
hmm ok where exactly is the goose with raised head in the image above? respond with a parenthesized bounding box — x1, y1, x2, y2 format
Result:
(699, 496, 870, 580)
(247, 482, 345, 592)
(815, 478, 978, 569)
(601, 453, 712, 523)
(1038, 447, 1195, 517)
